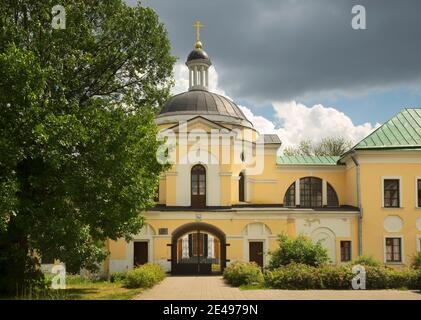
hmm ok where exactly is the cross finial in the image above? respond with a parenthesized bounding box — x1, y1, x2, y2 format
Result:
(193, 20, 204, 48)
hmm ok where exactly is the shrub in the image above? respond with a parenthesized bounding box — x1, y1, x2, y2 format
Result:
(348, 255, 381, 267)
(368, 267, 420, 290)
(123, 264, 166, 289)
(410, 252, 421, 269)
(264, 263, 420, 290)
(110, 271, 127, 283)
(223, 261, 264, 287)
(318, 264, 353, 289)
(268, 233, 330, 269)
(264, 263, 321, 289)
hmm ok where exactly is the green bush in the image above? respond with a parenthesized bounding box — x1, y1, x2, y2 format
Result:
(265, 263, 321, 289)
(268, 233, 330, 268)
(318, 264, 353, 289)
(410, 252, 421, 269)
(110, 271, 127, 283)
(364, 266, 420, 290)
(348, 255, 381, 267)
(123, 264, 166, 289)
(264, 263, 420, 290)
(223, 261, 264, 287)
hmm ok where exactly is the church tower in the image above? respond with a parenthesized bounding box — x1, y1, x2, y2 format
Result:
(186, 21, 211, 91)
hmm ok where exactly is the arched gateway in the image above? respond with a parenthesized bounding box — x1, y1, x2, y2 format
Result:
(171, 222, 227, 275)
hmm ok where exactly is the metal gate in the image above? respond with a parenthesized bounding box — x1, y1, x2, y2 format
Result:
(171, 223, 227, 275)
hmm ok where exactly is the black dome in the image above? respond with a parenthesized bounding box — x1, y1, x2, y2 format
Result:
(187, 48, 210, 62)
(159, 90, 251, 124)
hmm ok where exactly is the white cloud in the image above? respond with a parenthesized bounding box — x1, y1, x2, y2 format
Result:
(240, 102, 380, 150)
(173, 62, 379, 151)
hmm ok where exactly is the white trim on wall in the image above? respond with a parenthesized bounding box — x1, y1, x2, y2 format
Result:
(383, 235, 405, 264)
(416, 235, 421, 253)
(295, 179, 300, 206)
(322, 180, 328, 206)
(415, 177, 421, 209)
(381, 176, 403, 208)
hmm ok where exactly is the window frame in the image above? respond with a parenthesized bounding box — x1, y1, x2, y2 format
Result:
(283, 182, 296, 207)
(416, 177, 421, 208)
(340, 240, 352, 262)
(300, 177, 323, 208)
(382, 177, 402, 208)
(384, 236, 404, 264)
(326, 182, 339, 207)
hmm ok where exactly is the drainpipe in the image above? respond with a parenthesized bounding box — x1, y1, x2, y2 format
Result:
(351, 154, 363, 256)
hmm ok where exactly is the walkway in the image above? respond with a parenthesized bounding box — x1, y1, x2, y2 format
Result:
(134, 276, 421, 300)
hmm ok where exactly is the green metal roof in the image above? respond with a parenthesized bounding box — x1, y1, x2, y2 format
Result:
(353, 108, 421, 150)
(277, 155, 341, 166)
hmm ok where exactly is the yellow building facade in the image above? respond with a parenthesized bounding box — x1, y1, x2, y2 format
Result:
(105, 35, 421, 275)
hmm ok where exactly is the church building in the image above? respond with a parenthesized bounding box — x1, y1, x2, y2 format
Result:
(105, 24, 421, 275)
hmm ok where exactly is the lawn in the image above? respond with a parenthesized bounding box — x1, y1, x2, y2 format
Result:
(1, 276, 144, 300)
(64, 278, 144, 300)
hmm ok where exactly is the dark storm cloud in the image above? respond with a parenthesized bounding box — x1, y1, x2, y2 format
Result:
(127, 0, 421, 103)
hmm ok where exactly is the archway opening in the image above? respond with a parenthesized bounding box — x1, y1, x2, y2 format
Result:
(171, 222, 226, 275)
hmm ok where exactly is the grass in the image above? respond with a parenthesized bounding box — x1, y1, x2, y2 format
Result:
(64, 281, 144, 300)
(239, 284, 266, 290)
(1, 275, 144, 300)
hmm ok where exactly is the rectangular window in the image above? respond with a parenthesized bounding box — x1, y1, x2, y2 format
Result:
(417, 179, 421, 208)
(340, 241, 352, 262)
(300, 177, 322, 208)
(383, 179, 400, 207)
(158, 228, 168, 235)
(385, 237, 402, 263)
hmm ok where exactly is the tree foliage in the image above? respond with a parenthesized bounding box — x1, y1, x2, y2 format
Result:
(283, 137, 352, 156)
(0, 0, 175, 293)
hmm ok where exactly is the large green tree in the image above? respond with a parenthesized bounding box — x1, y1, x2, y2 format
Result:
(0, 0, 175, 293)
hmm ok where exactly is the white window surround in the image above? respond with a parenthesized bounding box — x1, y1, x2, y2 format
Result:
(294, 179, 300, 206)
(383, 235, 405, 264)
(417, 235, 421, 253)
(415, 177, 421, 209)
(322, 180, 328, 206)
(381, 176, 403, 208)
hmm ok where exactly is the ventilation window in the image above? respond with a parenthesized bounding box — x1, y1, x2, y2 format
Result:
(158, 228, 168, 235)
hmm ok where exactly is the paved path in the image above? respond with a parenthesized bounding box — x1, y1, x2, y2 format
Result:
(135, 276, 421, 300)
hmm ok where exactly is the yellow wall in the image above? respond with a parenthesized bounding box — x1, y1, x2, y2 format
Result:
(359, 160, 421, 264)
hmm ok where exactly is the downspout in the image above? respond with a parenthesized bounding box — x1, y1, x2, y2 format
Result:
(351, 154, 363, 256)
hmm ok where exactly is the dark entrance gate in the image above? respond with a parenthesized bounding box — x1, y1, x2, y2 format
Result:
(171, 222, 227, 275)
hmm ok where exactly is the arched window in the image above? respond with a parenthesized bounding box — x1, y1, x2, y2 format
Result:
(283, 182, 296, 207)
(239, 172, 245, 202)
(300, 177, 322, 208)
(327, 182, 339, 207)
(191, 164, 206, 208)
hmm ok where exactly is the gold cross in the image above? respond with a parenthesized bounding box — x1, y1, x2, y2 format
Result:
(193, 20, 204, 43)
